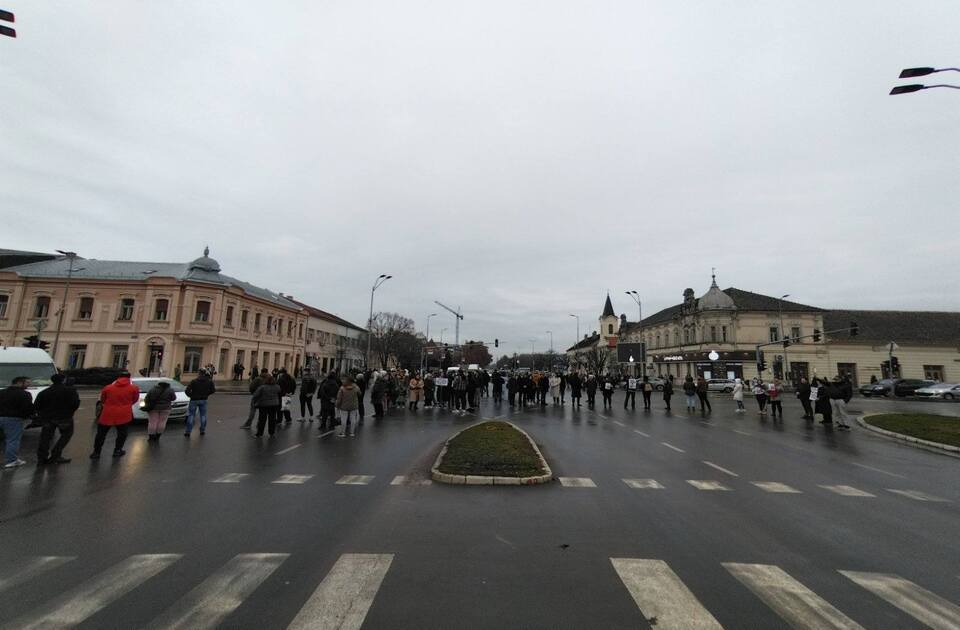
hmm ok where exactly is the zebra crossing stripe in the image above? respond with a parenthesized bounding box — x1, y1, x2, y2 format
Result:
(0, 556, 75, 595)
(885, 489, 950, 502)
(145, 553, 288, 629)
(611, 558, 722, 629)
(336, 475, 375, 485)
(840, 570, 960, 629)
(724, 563, 863, 629)
(286, 553, 394, 630)
(212, 473, 249, 483)
(686, 480, 731, 491)
(622, 478, 665, 489)
(558, 477, 596, 487)
(390, 476, 432, 486)
(751, 482, 802, 494)
(5, 554, 181, 630)
(819, 485, 875, 497)
(273, 475, 315, 485)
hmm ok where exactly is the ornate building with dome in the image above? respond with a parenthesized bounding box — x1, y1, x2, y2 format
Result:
(0, 248, 312, 379)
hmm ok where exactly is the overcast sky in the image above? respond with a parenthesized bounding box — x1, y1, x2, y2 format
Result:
(3, 1, 959, 356)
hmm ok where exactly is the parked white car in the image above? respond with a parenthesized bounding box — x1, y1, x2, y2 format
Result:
(914, 383, 960, 401)
(95, 378, 190, 422)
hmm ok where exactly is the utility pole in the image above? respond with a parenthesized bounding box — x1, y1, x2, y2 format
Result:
(51, 250, 82, 365)
(625, 291, 645, 378)
(434, 300, 463, 346)
(546, 330, 553, 353)
(778, 294, 789, 382)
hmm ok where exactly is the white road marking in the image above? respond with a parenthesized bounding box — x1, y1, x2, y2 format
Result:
(819, 485, 876, 497)
(7, 554, 181, 629)
(0, 556, 75, 595)
(702, 461, 739, 477)
(885, 489, 950, 502)
(725, 563, 863, 629)
(146, 553, 288, 629)
(390, 476, 432, 486)
(611, 558, 722, 629)
(841, 570, 960, 629)
(661, 442, 686, 453)
(752, 482, 802, 494)
(633, 429, 650, 437)
(286, 553, 394, 630)
(733, 429, 752, 436)
(622, 478, 665, 489)
(613, 420, 627, 427)
(335, 475, 375, 485)
(851, 462, 905, 478)
(317, 430, 335, 438)
(274, 443, 302, 455)
(273, 474, 315, 485)
(558, 477, 597, 487)
(211, 473, 249, 483)
(687, 480, 731, 491)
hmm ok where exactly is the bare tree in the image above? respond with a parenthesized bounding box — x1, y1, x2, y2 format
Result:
(582, 344, 611, 376)
(369, 312, 416, 369)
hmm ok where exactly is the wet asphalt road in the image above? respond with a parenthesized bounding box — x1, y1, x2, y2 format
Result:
(0, 391, 958, 629)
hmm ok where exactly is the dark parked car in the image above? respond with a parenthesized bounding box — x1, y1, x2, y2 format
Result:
(859, 379, 896, 397)
(893, 379, 936, 397)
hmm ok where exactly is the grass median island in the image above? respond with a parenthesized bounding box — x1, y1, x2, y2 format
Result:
(865, 413, 960, 447)
(437, 421, 546, 477)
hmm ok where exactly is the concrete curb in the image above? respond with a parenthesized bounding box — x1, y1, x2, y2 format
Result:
(431, 420, 553, 486)
(858, 413, 960, 459)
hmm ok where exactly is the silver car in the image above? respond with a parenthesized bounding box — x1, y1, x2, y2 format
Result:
(914, 383, 960, 401)
(707, 378, 736, 393)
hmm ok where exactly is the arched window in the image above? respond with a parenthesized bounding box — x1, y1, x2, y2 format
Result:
(656, 334, 661, 348)
(607, 324, 613, 334)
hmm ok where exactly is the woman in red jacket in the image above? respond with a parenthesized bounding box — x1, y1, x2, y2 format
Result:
(92, 372, 140, 459)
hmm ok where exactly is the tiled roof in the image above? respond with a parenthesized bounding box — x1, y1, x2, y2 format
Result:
(286, 298, 366, 332)
(824, 310, 960, 346)
(1, 256, 301, 310)
(566, 332, 600, 352)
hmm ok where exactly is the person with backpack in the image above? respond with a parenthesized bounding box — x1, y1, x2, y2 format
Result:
(695, 376, 712, 414)
(641, 376, 653, 410)
(624, 376, 638, 410)
(662, 375, 674, 412)
(143, 380, 176, 442)
(35, 373, 81, 464)
(299, 369, 318, 421)
(682, 376, 697, 412)
(184, 369, 216, 437)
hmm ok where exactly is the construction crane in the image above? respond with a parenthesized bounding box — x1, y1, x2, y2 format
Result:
(434, 300, 463, 346)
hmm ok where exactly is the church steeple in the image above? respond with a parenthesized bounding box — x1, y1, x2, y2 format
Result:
(601, 293, 615, 318)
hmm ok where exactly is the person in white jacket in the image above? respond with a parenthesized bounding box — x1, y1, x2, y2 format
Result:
(732, 378, 745, 412)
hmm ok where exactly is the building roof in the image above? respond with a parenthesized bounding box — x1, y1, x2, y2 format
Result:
(824, 310, 960, 346)
(0, 248, 57, 270)
(698, 275, 736, 311)
(566, 332, 600, 352)
(601, 293, 616, 318)
(285, 297, 366, 332)
(0, 251, 301, 310)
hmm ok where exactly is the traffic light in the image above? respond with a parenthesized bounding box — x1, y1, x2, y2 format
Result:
(0, 9, 14, 38)
(494, 338, 499, 348)
(782, 337, 791, 348)
(849, 321, 859, 337)
(812, 329, 821, 342)
(890, 356, 900, 375)
(22, 335, 49, 350)
(757, 350, 767, 373)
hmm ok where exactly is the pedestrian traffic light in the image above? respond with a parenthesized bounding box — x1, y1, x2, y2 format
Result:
(494, 338, 499, 348)
(812, 329, 821, 342)
(849, 321, 859, 337)
(0, 9, 15, 39)
(757, 350, 767, 373)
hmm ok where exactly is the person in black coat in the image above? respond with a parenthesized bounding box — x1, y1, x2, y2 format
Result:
(662, 375, 674, 412)
(35, 374, 81, 464)
(796, 377, 813, 420)
(585, 375, 598, 408)
(568, 373, 582, 407)
(277, 368, 297, 423)
(299, 370, 318, 420)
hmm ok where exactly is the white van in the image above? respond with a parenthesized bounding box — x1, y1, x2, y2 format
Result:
(0, 347, 58, 401)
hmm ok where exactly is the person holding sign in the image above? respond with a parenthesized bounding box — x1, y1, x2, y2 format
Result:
(624, 377, 638, 410)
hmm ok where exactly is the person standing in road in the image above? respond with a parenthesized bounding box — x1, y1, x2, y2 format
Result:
(695, 376, 712, 414)
(732, 378, 745, 412)
(813, 377, 834, 426)
(491, 371, 504, 404)
(185, 369, 216, 437)
(796, 377, 813, 420)
(408, 373, 424, 411)
(585, 374, 598, 408)
(299, 370, 318, 421)
(424, 372, 436, 408)
(641, 376, 653, 410)
(143, 380, 176, 442)
(768, 378, 783, 420)
(318, 371, 340, 429)
(752, 378, 768, 415)
(0, 376, 34, 468)
(370, 371, 388, 419)
(559, 373, 567, 405)
(242, 368, 268, 429)
(252, 374, 282, 437)
(92, 372, 139, 459)
(276, 368, 296, 423)
(624, 376, 637, 410)
(831, 375, 853, 430)
(549, 373, 562, 405)
(601, 376, 615, 409)
(662, 375, 674, 412)
(335, 375, 361, 437)
(682, 376, 697, 412)
(35, 373, 80, 464)
(355, 371, 367, 422)
(568, 372, 582, 408)
(539, 373, 551, 407)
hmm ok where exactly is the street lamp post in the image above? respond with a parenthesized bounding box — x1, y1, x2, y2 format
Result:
(625, 291, 645, 378)
(569, 314, 579, 346)
(778, 293, 790, 382)
(546, 330, 553, 354)
(890, 66, 960, 95)
(51, 250, 83, 365)
(366, 274, 392, 369)
(423, 313, 437, 373)
(529, 338, 536, 369)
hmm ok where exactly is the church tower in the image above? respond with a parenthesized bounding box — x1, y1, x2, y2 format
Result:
(599, 293, 619, 346)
